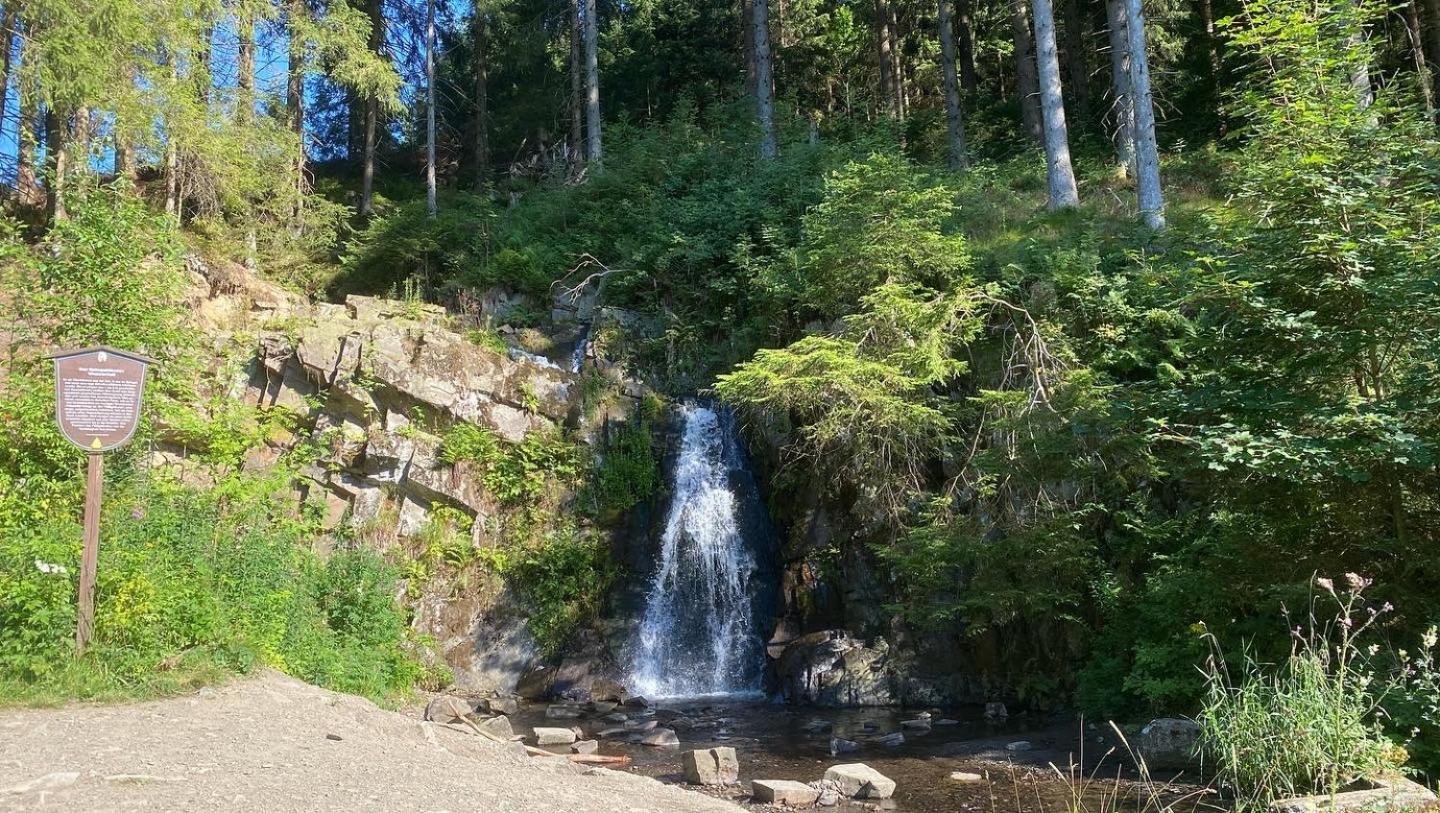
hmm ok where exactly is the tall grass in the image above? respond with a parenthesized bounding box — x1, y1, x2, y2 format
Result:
(1197, 575, 1400, 812)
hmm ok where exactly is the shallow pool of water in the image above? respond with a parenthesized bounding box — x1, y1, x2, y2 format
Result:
(510, 700, 1220, 813)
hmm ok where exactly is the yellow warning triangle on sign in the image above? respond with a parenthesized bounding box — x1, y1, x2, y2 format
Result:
(90, 437, 103, 449)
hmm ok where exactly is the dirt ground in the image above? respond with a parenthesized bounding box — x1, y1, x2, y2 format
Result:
(0, 671, 744, 813)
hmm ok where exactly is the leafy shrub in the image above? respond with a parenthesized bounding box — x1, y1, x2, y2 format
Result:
(587, 414, 660, 516)
(0, 471, 425, 705)
(440, 424, 584, 507)
(506, 528, 615, 655)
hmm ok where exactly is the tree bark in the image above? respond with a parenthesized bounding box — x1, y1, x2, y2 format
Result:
(288, 0, 308, 223)
(45, 109, 69, 222)
(472, 6, 490, 189)
(1060, 0, 1090, 125)
(1406, 1, 1436, 120)
(14, 25, 37, 211)
(876, 0, 898, 117)
(1012, 1, 1043, 141)
(238, 7, 255, 122)
(1423, 0, 1440, 103)
(889, 3, 906, 117)
(742, 0, 757, 95)
(0, 5, 13, 198)
(425, 0, 437, 215)
(938, 0, 969, 169)
(360, 0, 384, 216)
(955, 0, 977, 94)
(753, 0, 778, 157)
(1347, 4, 1374, 113)
(1123, 0, 1163, 228)
(1104, 0, 1134, 177)
(570, 0, 584, 169)
(1031, 0, 1079, 209)
(583, 0, 602, 162)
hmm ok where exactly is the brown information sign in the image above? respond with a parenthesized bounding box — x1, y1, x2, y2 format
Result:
(51, 347, 151, 452)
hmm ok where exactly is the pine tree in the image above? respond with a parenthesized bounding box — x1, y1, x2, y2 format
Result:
(754, 0, 777, 157)
(1123, 0, 1163, 227)
(1031, 0, 1080, 208)
(938, 0, 969, 169)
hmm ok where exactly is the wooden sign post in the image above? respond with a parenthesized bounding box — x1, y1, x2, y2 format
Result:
(49, 347, 152, 656)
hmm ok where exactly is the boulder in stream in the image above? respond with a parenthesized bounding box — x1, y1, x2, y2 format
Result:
(752, 780, 821, 806)
(828, 737, 860, 755)
(1135, 718, 1201, 770)
(640, 728, 680, 747)
(681, 747, 739, 785)
(824, 763, 896, 799)
(532, 727, 577, 746)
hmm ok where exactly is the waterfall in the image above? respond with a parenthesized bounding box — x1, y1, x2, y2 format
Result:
(628, 403, 772, 698)
(569, 323, 591, 374)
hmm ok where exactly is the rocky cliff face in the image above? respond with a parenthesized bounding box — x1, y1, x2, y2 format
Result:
(172, 255, 650, 693)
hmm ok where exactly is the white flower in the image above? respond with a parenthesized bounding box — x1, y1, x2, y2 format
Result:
(34, 560, 67, 575)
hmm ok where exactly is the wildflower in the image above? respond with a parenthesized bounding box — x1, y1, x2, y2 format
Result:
(1423, 628, 1438, 649)
(1315, 576, 1335, 593)
(1344, 572, 1371, 590)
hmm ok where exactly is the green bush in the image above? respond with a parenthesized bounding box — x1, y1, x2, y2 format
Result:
(440, 424, 583, 507)
(587, 415, 660, 516)
(0, 470, 425, 705)
(507, 528, 615, 656)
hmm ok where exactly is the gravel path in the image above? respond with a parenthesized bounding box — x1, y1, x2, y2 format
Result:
(0, 671, 745, 813)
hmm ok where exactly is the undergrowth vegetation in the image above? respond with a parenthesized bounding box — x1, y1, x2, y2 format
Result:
(0, 192, 431, 705)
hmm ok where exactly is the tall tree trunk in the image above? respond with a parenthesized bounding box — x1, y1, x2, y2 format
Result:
(13, 22, 36, 210)
(876, 0, 897, 117)
(1423, 0, 1440, 102)
(889, 3, 906, 117)
(114, 65, 137, 186)
(0, 4, 13, 198)
(570, 0, 584, 169)
(360, 0, 384, 216)
(238, 7, 255, 121)
(288, 0, 307, 224)
(938, 0, 969, 169)
(956, 0, 978, 94)
(1406, 0, 1436, 120)
(1123, 0, 1163, 228)
(238, 6, 258, 263)
(742, 0, 758, 95)
(1012, 1, 1043, 141)
(1060, 0, 1090, 126)
(425, 0, 437, 215)
(1104, 0, 1134, 177)
(1347, 4, 1374, 113)
(472, 9, 490, 190)
(1198, 0, 1220, 79)
(45, 109, 69, 222)
(16, 74, 36, 210)
(753, 0, 778, 157)
(1031, 0, 1079, 209)
(583, 0, 602, 162)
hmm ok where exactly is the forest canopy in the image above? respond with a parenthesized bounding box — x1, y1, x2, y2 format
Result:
(4, 0, 1440, 769)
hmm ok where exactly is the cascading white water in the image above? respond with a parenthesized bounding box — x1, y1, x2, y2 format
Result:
(628, 404, 765, 698)
(569, 323, 591, 374)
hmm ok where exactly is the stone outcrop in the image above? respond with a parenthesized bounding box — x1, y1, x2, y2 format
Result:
(168, 255, 663, 696)
(773, 631, 897, 706)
